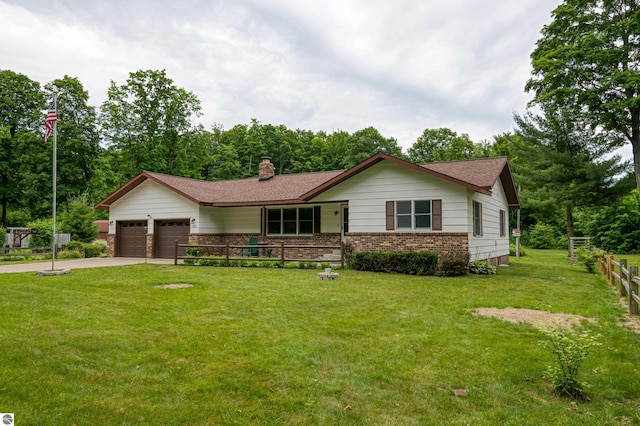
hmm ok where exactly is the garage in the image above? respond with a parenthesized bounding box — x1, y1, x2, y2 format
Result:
(155, 219, 190, 258)
(117, 221, 146, 257)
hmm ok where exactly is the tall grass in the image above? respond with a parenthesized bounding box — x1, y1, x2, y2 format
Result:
(0, 249, 638, 425)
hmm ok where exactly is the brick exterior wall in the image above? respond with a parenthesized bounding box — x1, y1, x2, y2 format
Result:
(106, 234, 115, 257)
(146, 234, 154, 258)
(189, 233, 342, 259)
(346, 232, 469, 257)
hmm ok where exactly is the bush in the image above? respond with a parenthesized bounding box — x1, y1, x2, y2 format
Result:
(527, 223, 560, 249)
(351, 251, 438, 276)
(91, 239, 108, 253)
(539, 327, 600, 399)
(0, 255, 27, 262)
(58, 194, 98, 242)
(63, 240, 85, 253)
(82, 243, 102, 258)
(469, 261, 497, 275)
(436, 253, 469, 276)
(509, 243, 526, 256)
(575, 248, 600, 273)
(27, 218, 54, 248)
(58, 250, 83, 259)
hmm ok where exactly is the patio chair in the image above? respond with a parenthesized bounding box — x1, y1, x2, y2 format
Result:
(240, 237, 260, 257)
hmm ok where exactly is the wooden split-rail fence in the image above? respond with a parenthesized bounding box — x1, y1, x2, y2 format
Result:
(600, 253, 640, 315)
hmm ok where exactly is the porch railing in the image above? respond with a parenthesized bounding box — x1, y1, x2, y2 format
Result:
(174, 241, 344, 269)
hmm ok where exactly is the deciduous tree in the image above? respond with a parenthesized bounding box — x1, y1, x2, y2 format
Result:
(526, 0, 640, 196)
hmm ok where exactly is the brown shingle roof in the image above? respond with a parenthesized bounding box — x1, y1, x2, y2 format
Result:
(420, 157, 508, 190)
(95, 169, 345, 209)
(95, 153, 521, 210)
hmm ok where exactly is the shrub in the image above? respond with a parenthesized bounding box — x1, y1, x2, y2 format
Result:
(91, 239, 108, 253)
(509, 243, 526, 256)
(526, 223, 562, 249)
(63, 240, 85, 253)
(539, 327, 600, 399)
(58, 250, 83, 259)
(575, 248, 600, 273)
(0, 255, 27, 262)
(27, 218, 54, 248)
(351, 251, 438, 276)
(82, 243, 103, 258)
(436, 253, 469, 276)
(469, 261, 496, 275)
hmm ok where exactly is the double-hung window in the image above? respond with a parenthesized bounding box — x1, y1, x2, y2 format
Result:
(386, 199, 442, 231)
(396, 200, 431, 230)
(267, 207, 314, 235)
(499, 209, 506, 237)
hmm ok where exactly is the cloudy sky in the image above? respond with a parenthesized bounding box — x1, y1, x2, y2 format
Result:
(1, 0, 561, 151)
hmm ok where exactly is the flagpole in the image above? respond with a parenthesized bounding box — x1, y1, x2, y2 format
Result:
(51, 94, 57, 271)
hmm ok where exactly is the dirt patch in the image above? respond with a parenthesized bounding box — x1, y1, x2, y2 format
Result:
(154, 283, 194, 289)
(475, 307, 596, 330)
(618, 299, 640, 334)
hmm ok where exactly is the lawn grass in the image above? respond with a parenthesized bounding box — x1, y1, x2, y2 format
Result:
(1, 250, 639, 425)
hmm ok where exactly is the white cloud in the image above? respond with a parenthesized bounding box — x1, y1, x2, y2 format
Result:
(1, 0, 562, 150)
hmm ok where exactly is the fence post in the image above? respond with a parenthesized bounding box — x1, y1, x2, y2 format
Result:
(609, 255, 615, 286)
(340, 241, 345, 269)
(280, 241, 285, 268)
(620, 259, 628, 297)
(630, 266, 638, 315)
(225, 243, 230, 267)
(174, 240, 178, 265)
(600, 251, 606, 274)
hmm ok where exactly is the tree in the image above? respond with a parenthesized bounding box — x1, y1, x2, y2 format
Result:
(514, 108, 632, 239)
(526, 0, 640, 196)
(347, 127, 404, 166)
(408, 127, 480, 163)
(0, 70, 44, 226)
(59, 194, 97, 242)
(99, 69, 202, 178)
(44, 76, 101, 203)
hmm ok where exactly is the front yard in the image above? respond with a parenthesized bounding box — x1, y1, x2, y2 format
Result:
(0, 250, 638, 425)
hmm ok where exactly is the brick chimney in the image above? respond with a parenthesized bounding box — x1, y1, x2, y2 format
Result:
(258, 156, 275, 181)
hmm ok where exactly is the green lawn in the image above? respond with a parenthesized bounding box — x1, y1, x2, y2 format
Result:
(1, 250, 639, 425)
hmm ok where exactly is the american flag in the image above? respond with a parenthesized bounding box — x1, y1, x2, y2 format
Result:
(44, 98, 57, 141)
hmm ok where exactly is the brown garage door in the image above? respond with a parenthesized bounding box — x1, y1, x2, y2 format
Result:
(156, 220, 190, 258)
(118, 221, 146, 257)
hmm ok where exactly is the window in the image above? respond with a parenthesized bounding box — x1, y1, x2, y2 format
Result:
(499, 209, 506, 237)
(396, 200, 432, 230)
(473, 201, 483, 236)
(267, 207, 315, 235)
(386, 200, 442, 231)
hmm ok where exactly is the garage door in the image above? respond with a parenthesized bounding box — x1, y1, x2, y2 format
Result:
(118, 221, 146, 257)
(156, 220, 190, 258)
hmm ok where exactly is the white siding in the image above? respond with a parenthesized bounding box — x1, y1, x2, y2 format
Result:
(197, 206, 225, 234)
(310, 162, 469, 233)
(320, 203, 343, 234)
(223, 207, 261, 233)
(468, 180, 510, 261)
(109, 180, 198, 234)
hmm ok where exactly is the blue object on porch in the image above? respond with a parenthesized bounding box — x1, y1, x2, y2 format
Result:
(241, 237, 260, 257)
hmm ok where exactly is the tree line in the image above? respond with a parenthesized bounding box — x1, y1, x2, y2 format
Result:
(1, 0, 639, 252)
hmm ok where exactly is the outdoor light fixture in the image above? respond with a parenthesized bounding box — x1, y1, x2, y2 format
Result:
(191, 218, 196, 225)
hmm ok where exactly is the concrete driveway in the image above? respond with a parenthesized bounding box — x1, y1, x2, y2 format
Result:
(0, 257, 176, 274)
